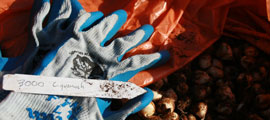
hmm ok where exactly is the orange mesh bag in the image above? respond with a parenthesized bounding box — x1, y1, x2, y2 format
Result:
(0, 0, 269, 87)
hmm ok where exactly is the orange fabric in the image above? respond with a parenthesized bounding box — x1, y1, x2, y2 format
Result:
(223, 0, 270, 54)
(0, 0, 33, 57)
(0, 0, 269, 87)
(130, 0, 235, 86)
(268, 0, 270, 21)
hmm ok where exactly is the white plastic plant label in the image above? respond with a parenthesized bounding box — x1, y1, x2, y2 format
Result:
(2, 74, 146, 99)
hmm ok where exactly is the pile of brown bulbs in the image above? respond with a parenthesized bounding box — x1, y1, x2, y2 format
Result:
(126, 37, 270, 120)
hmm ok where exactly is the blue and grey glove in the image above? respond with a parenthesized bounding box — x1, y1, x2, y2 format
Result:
(0, 0, 169, 119)
(0, 0, 88, 73)
(0, 0, 89, 103)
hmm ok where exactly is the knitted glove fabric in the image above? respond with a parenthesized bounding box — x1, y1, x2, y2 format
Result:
(0, 0, 169, 119)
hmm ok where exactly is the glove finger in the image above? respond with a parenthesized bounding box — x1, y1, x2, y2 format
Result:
(107, 24, 154, 62)
(0, 57, 9, 70)
(67, 0, 84, 20)
(47, 0, 72, 24)
(96, 98, 112, 116)
(110, 50, 170, 82)
(73, 11, 104, 31)
(103, 87, 154, 119)
(84, 10, 127, 47)
(66, 0, 104, 30)
(78, 11, 104, 32)
(73, 12, 91, 32)
(30, 0, 51, 32)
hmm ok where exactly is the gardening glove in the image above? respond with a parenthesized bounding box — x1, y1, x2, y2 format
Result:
(0, 0, 89, 102)
(0, 0, 88, 73)
(32, 0, 102, 52)
(0, 0, 169, 120)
